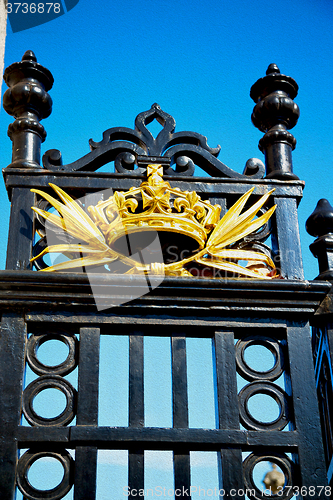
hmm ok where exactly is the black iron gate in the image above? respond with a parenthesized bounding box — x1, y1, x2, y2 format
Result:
(0, 51, 331, 499)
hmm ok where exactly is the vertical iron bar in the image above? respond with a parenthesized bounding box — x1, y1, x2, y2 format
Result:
(174, 453, 191, 499)
(128, 450, 144, 499)
(76, 327, 100, 425)
(272, 197, 304, 279)
(327, 329, 333, 374)
(6, 188, 35, 270)
(74, 447, 98, 500)
(210, 197, 227, 218)
(0, 313, 26, 499)
(172, 336, 188, 429)
(129, 334, 144, 428)
(215, 331, 244, 498)
(286, 322, 329, 494)
(128, 333, 144, 498)
(171, 335, 191, 499)
(74, 327, 100, 500)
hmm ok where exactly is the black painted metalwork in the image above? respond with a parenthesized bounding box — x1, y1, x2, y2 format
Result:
(307, 197, 333, 485)
(3, 50, 53, 170)
(318, 353, 333, 466)
(0, 52, 332, 499)
(251, 64, 300, 180)
(311, 324, 333, 485)
(42, 102, 265, 178)
(307, 198, 333, 281)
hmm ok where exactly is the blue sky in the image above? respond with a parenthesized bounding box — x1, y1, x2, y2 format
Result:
(1, 0, 333, 278)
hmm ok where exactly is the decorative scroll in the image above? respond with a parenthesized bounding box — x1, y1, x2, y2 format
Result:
(42, 103, 265, 178)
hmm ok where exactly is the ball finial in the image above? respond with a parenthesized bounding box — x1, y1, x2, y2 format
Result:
(306, 199, 333, 238)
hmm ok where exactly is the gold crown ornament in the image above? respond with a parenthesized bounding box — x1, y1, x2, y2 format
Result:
(30, 164, 278, 279)
(88, 164, 219, 258)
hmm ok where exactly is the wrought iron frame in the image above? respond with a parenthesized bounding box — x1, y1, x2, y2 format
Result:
(0, 51, 331, 499)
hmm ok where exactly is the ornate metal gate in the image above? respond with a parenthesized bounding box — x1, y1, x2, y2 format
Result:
(0, 51, 331, 499)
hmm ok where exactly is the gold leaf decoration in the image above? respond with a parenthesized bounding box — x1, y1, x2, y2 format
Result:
(30, 167, 278, 279)
(31, 184, 119, 272)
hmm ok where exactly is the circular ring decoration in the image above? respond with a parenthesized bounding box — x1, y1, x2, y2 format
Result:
(26, 332, 78, 376)
(243, 453, 295, 500)
(17, 449, 74, 500)
(236, 336, 284, 382)
(22, 375, 77, 427)
(239, 381, 290, 431)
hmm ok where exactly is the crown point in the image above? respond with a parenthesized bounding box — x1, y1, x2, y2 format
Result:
(266, 63, 280, 75)
(22, 50, 37, 62)
(151, 103, 161, 110)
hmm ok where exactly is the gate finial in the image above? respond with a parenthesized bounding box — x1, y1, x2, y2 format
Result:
(306, 199, 333, 281)
(250, 64, 300, 180)
(3, 51, 54, 169)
